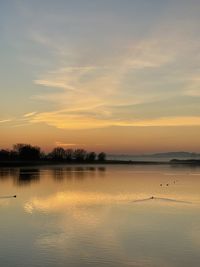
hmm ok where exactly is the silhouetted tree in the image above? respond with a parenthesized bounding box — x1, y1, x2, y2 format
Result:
(0, 149, 10, 161)
(40, 151, 46, 160)
(50, 147, 65, 161)
(0, 144, 108, 164)
(73, 149, 87, 162)
(13, 144, 41, 161)
(65, 149, 73, 161)
(10, 150, 18, 160)
(98, 152, 106, 162)
(86, 152, 96, 162)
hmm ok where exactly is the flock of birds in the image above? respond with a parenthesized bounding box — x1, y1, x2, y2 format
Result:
(132, 178, 191, 203)
(0, 180, 179, 200)
(160, 179, 178, 187)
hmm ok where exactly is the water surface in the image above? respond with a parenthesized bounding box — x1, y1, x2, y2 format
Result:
(0, 164, 200, 267)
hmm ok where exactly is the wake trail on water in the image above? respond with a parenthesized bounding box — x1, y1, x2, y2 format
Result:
(0, 195, 16, 199)
(132, 197, 192, 204)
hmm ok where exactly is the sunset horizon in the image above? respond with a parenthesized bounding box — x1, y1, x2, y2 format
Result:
(1, 0, 200, 154)
(1, 1, 200, 267)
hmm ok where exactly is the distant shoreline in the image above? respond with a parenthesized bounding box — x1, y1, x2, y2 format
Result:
(0, 159, 200, 167)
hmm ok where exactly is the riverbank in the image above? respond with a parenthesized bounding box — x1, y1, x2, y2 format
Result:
(0, 160, 160, 167)
(0, 159, 200, 167)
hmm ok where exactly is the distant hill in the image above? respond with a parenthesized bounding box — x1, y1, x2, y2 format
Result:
(108, 152, 200, 162)
(145, 152, 200, 158)
(170, 159, 200, 165)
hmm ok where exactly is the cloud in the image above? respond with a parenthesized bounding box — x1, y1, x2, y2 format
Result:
(183, 75, 200, 97)
(34, 66, 99, 92)
(30, 46, 200, 130)
(126, 40, 173, 69)
(30, 108, 200, 129)
(26, 2, 200, 130)
(55, 141, 86, 147)
(31, 38, 178, 130)
(0, 119, 12, 124)
(23, 112, 37, 117)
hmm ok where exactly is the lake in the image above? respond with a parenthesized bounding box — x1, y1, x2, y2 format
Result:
(0, 164, 200, 267)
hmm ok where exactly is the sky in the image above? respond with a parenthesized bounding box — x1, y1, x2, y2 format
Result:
(1, 0, 200, 153)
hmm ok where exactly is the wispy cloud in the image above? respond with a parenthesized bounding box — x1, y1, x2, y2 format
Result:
(183, 75, 200, 97)
(29, 107, 200, 129)
(15, 0, 200, 130)
(31, 42, 200, 130)
(0, 119, 12, 124)
(23, 112, 37, 117)
(55, 141, 86, 147)
(0, 119, 11, 123)
(31, 37, 177, 129)
(126, 40, 173, 69)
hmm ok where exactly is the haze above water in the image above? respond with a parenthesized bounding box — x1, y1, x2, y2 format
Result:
(1, 165, 200, 267)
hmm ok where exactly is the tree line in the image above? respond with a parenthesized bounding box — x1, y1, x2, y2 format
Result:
(0, 144, 106, 163)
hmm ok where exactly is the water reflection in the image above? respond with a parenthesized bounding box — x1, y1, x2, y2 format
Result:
(1, 165, 200, 267)
(14, 168, 41, 186)
(53, 168, 65, 182)
(0, 168, 41, 186)
(24, 191, 193, 215)
(132, 196, 192, 204)
(0, 168, 18, 180)
(53, 166, 106, 182)
(0, 166, 106, 186)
